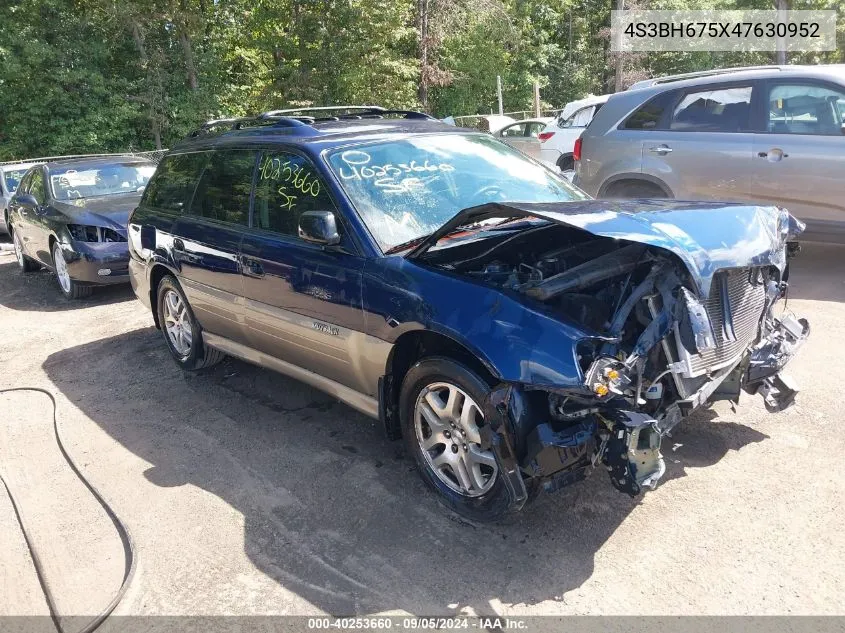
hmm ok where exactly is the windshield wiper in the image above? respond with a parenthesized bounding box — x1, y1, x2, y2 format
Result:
(385, 216, 526, 256)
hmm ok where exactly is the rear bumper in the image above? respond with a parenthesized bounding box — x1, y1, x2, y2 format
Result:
(62, 241, 130, 285)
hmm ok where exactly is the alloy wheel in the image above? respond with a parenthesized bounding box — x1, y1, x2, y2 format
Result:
(414, 382, 498, 497)
(53, 245, 72, 293)
(162, 289, 193, 357)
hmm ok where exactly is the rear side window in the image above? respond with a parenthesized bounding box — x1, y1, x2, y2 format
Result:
(669, 86, 752, 132)
(143, 153, 208, 212)
(252, 151, 336, 237)
(767, 83, 845, 135)
(623, 91, 674, 130)
(188, 150, 256, 226)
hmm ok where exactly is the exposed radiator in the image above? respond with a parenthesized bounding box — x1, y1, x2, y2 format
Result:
(674, 268, 767, 378)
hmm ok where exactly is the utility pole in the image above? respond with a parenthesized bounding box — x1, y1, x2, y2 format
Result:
(496, 75, 504, 115)
(775, 0, 789, 65)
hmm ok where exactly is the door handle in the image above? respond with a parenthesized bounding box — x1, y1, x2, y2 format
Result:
(758, 149, 789, 161)
(648, 145, 672, 155)
(241, 257, 265, 278)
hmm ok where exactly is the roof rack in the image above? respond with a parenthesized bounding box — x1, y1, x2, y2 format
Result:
(628, 65, 785, 90)
(190, 105, 436, 137)
(0, 152, 158, 167)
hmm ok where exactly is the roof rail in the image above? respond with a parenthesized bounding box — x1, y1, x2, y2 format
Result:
(0, 152, 160, 167)
(628, 65, 785, 90)
(189, 106, 436, 138)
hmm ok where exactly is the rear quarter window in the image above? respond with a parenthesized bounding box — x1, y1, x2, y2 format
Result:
(622, 91, 675, 130)
(142, 152, 208, 213)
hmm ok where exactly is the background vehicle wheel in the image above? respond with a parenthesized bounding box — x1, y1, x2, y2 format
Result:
(400, 357, 514, 522)
(156, 275, 224, 371)
(13, 230, 39, 273)
(52, 243, 92, 299)
(604, 180, 668, 199)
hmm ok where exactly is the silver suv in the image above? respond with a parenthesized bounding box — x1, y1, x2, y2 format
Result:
(574, 65, 845, 242)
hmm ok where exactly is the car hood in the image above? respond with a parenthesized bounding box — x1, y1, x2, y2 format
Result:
(54, 193, 143, 230)
(408, 199, 804, 296)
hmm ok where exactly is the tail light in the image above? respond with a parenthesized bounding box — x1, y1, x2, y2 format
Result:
(538, 131, 555, 142)
(573, 137, 583, 162)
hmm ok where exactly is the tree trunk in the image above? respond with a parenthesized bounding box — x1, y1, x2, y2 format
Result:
(613, 0, 625, 92)
(178, 0, 199, 90)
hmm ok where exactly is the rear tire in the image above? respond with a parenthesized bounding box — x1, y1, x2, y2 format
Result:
(156, 275, 225, 371)
(604, 180, 669, 199)
(13, 230, 39, 273)
(400, 357, 516, 523)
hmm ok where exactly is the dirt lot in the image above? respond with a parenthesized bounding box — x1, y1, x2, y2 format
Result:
(1, 238, 844, 618)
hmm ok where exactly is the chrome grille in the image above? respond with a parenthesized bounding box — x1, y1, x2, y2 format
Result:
(677, 268, 767, 377)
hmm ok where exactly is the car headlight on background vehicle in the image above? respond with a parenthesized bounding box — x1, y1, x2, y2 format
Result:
(68, 224, 126, 243)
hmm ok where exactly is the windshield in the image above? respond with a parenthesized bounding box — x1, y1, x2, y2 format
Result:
(2, 169, 29, 194)
(50, 162, 157, 200)
(326, 134, 588, 251)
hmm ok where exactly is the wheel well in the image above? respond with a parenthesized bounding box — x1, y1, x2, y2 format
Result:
(381, 330, 498, 439)
(601, 178, 670, 198)
(148, 264, 171, 329)
(48, 234, 57, 259)
(557, 153, 574, 171)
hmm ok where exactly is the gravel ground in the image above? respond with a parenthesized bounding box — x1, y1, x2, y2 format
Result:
(1, 239, 843, 618)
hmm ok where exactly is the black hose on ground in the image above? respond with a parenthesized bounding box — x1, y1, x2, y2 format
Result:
(0, 387, 136, 633)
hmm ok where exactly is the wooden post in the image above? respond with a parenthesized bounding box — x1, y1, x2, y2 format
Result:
(533, 82, 541, 118)
(497, 75, 504, 115)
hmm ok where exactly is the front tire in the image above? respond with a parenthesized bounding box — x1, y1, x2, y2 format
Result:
(400, 357, 514, 522)
(156, 275, 224, 371)
(52, 243, 92, 299)
(13, 230, 40, 273)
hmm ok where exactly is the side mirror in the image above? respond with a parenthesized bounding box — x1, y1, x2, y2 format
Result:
(15, 193, 38, 208)
(140, 224, 157, 250)
(298, 210, 341, 246)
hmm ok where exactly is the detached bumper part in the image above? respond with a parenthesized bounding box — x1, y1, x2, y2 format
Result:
(745, 314, 810, 412)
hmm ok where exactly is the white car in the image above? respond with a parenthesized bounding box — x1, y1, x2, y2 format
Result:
(539, 94, 610, 175)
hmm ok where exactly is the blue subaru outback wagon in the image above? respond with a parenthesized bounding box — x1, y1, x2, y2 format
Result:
(128, 106, 808, 521)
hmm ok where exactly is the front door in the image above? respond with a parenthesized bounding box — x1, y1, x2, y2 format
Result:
(170, 149, 256, 343)
(239, 149, 371, 394)
(751, 80, 845, 226)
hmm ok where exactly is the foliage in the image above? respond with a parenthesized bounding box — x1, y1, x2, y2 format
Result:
(0, 0, 842, 160)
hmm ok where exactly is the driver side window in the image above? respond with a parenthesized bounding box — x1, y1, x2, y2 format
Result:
(252, 151, 337, 238)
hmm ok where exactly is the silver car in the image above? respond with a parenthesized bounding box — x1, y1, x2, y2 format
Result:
(493, 118, 552, 161)
(574, 65, 845, 242)
(1, 161, 42, 234)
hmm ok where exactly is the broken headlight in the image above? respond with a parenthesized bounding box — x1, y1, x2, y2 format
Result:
(68, 224, 127, 243)
(584, 356, 633, 398)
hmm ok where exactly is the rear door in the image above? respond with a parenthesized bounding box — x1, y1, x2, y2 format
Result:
(239, 148, 370, 393)
(638, 82, 757, 201)
(170, 149, 256, 343)
(751, 79, 845, 227)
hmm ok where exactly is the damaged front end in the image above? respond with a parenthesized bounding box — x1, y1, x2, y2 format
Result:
(423, 201, 809, 509)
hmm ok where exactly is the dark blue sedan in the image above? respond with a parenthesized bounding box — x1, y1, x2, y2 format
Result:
(127, 106, 808, 521)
